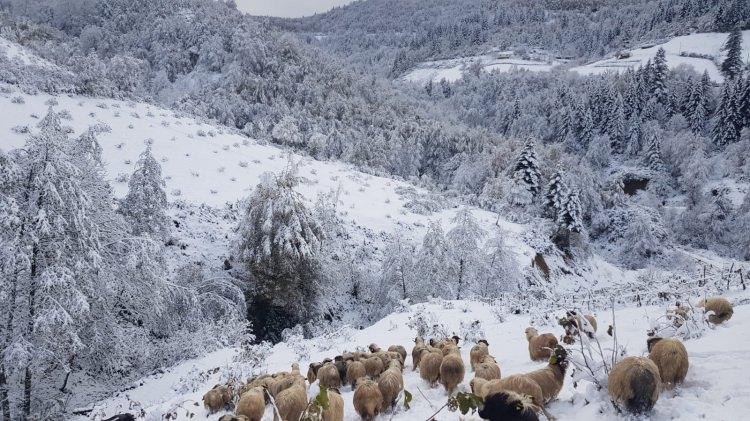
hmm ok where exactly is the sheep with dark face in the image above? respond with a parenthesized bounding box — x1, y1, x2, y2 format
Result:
(478, 391, 540, 421)
(608, 356, 661, 415)
(525, 327, 558, 361)
(353, 378, 383, 420)
(471, 375, 553, 420)
(698, 297, 733, 324)
(334, 355, 348, 385)
(648, 337, 689, 388)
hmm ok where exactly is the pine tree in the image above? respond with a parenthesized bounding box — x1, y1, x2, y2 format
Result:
(739, 75, 750, 128)
(544, 170, 567, 220)
(579, 107, 595, 146)
(120, 146, 170, 240)
(512, 140, 541, 196)
(608, 93, 627, 152)
(446, 208, 485, 300)
(413, 220, 451, 300)
(559, 189, 583, 234)
(721, 28, 744, 80)
(712, 80, 742, 146)
(234, 164, 323, 341)
(686, 82, 708, 134)
(645, 130, 664, 172)
(651, 47, 669, 101)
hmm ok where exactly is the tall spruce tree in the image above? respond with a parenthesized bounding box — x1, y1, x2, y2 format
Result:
(120, 146, 170, 240)
(652, 48, 669, 101)
(712, 80, 742, 146)
(512, 140, 542, 196)
(544, 170, 568, 220)
(739, 75, 750, 128)
(721, 28, 744, 80)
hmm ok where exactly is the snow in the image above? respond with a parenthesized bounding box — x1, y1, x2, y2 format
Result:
(0, 36, 66, 71)
(402, 53, 561, 84)
(571, 31, 750, 81)
(75, 289, 750, 420)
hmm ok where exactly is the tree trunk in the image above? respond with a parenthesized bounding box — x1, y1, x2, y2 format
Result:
(0, 364, 9, 421)
(59, 355, 76, 392)
(456, 259, 464, 300)
(23, 244, 39, 417)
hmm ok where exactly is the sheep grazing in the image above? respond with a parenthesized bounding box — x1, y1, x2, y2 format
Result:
(412, 337, 428, 371)
(475, 357, 502, 381)
(308, 362, 323, 384)
(378, 359, 405, 408)
(647, 337, 689, 388)
(203, 384, 232, 413)
(318, 362, 342, 389)
(353, 378, 383, 421)
(478, 391, 540, 421)
(525, 327, 559, 361)
(346, 360, 367, 387)
(275, 377, 308, 421)
(388, 345, 407, 363)
(522, 345, 569, 404)
(608, 356, 661, 415)
(419, 349, 444, 387)
(235, 386, 266, 421)
(470, 340, 489, 371)
(364, 355, 385, 377)
(698, 297, 733, 324)
(322, 388, 344, 421)
(440, 351, 466, 394)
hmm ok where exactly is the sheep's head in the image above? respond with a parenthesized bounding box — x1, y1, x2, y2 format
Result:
(478, 339, 489, 346)
(646, 337, 663, 353)
(478, 391, 540, 421)
(549, 345, 569, 369)
(524, 327, 538, 340)
(452, 335, 461, 345)
(368, 343, 381, 353)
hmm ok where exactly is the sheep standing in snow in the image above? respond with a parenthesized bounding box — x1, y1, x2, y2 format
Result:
(471, 375, 552, 420)
(478, 390, 540, 421)
(378, 359, 404, 408)
(275, 376, 308, 421)
(521, 345, 569, 404)
(307, 362, 323, 384)
(608, 356, 661, 415)
(203, 384, 232, 413)
(698, 297, 733, 324)
(412, 336, 428, 371)
(388, 345, 407, 363)
(560, 311, 597, 343)
(318, 362, 342, 389)
(474, 355, 502, 381)
(364, 355, 385, 377)
(353, 378, 383, 420)
(440, 347, 465, 394)
(525, 327, 558, 361)
(346, 360, 367, 387)
(418, 348, 443, 387)
(470, 340, 489, 371)
(234, 386, 265, 421)
(334, 355, 349, 385)
(647, 337, 689, 388)
(322, 388, 344, 421)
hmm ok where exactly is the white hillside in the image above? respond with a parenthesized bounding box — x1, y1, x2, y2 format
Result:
(75, 288, 750, 421)
(571, 30, 750, 81)
(402, 52, 562, 84)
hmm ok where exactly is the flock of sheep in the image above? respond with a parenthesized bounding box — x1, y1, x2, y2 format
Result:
(202, 296, 733, 421)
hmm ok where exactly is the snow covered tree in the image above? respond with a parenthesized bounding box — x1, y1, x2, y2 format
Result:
(740, 75, 750, 128)
(234, 165, 323, 342)
(651, 47, 669, 101)
(446, 208, 485, 300)
(380, 234, 416, 300)
(578, 106, 595, 147)
(119, 146, 170, 240)
(608, 93, 627, 151)
(544, 170, 568, 220)
(271, 116, 303, 146)
(720, 28, 744, 80)
(685, 82, 708, 134)
(477, 229, 520, 295)
(644, 130, 665, 172)
(621, 206, 667, 268)
(712, 81, 742, 146)
(554, 188, 584, 252)
(511, 140, 541, 196)
(413, 220, 451, 300)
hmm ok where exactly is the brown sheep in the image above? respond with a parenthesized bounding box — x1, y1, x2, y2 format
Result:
(353, 378, 383, 420)
(322, 387, 344, 421)
(440, 352, 465, 394)
(307, 362, 323, 384)
(522, 345, 569, 404)
(388, 345, 407, 363)
(346, 360, 367, 387)
(270, 363, 304, 398)
(412, 336, 427, 370)
(387, 351, 404, 366)
(378, 360, 404, 408)
(203, 384, 231, 413)
(368, 343, 382, 353)
(364, 356, 384, 378)
(698, 297, 733, 324)
(318, 362, 342, 389)
(334, 356, 348, 385)
(475, 358, 502, 381)
(375, 351, 391, 368)
(648, 337, 689, 388)
(608, 356, 661, 414)
(275, 377, 308, 421)
(470, 340, 489, 371)
(235, 387, 265, 421)
(419, 349, 443, 387)
(218, 415, 250, 421)
(525, 327, 559, 361)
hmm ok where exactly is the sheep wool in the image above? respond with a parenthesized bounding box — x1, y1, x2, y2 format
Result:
(346, 360, 367, 387)
(322, 388, 344, 421)
(378, 360, 404, 408)
(235, 387, 265, 421)
(388, 345, 408, 363)
(353, 378, 383, 421)
(419, 349, 443, 387)
(525, 327, 559, 361)
(608, 356, 661, 415)
(275, 377, 308, 421)
(648, 337, 689, 388)
(475, 359, 502, 381)
(440, 353, 466, 394)
(364, 356, 385, 377)
(317, 362, 342, 389)
(470, 341, 489, 371)
(698, 297, 733, 324)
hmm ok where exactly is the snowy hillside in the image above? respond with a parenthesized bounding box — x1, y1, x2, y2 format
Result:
(571, 31, 750, 81)
(76, 288, 750, 421)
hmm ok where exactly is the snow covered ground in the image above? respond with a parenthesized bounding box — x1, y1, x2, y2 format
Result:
(402, 52, 562, 84)
(74, 288, 750, 420)
(571, 31, 750, 81)
(0, 36, 68, 72)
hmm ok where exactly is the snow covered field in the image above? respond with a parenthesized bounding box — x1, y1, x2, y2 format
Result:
(571, 31, 750, 81)
(76, 289, 750, 420)
(402, 52, 561, 84)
